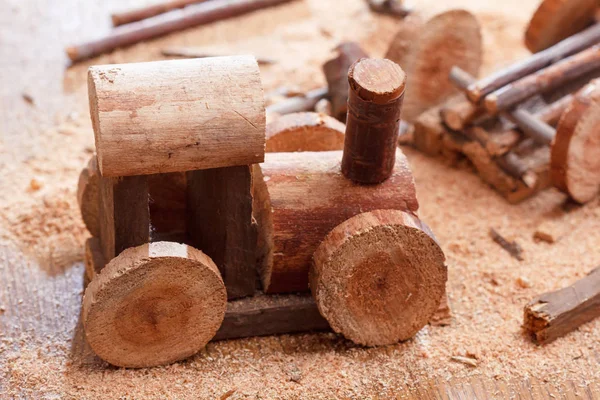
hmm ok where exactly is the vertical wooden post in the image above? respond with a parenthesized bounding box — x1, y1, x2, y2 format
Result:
(187, 165, 257, 299)
(98, 175, 150, 263)
(341, 58, 407, 183)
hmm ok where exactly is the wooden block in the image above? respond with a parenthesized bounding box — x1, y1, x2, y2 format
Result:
(148, 172, 187, 237)
(254, 150, 419, 294)
(88, 56, 265, 177)
(524, 266, 600, 344)
(98, 174, 150, 263)
(265, 112, 345, 152)
(82, 242, 227, 368)
(84, 237, 105, 281)
(77, 156, 100, 237)
(187, 166, 257, 299)
(413, 104, 447, 156)
(213, 293, 330, 341)
(310, 210, 447, 346)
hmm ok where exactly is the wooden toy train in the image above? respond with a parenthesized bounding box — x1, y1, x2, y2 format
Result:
(77, 55, 447, 368)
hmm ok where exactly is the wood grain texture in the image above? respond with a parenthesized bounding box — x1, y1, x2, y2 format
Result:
(524, 267, 600, 344)
(322, 42, 369, 121)
(310, 210, 447, 346)
(187, 165, 257, 299)
(342, 58, 406, 183)
(524, 0, 598, 53)
(77, 156, 100, 237)
(84, 237, 105, 281)
(254, 150, 419, 293)
(551, 79, 600, 203)
(83, 241, 227, 367)
(266, 112, 345, 152)
(88, 56, 265, 177)
(98, 174, 150, 263)
(385, 10, 482, 122)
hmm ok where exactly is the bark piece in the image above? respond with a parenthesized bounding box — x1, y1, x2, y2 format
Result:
(342, 58, 406, 183)
(524, 0, 598, 53)
(265, 112, 345, 152)
(187, 166, 257, 299)
(385, 10, 482, 122)
(82, 242, 227, 368)
(310, 210, 447, 346)
(88, 56, 265, 177)
(98, 175, 150, 263)
(254, 149, 419, 293)
(524, 266, 600, 344)
(468, 22, 600, 102)
(484, 45, 600, 114)
(84, 237, 105, 281)
(66, 0, 296, 62)
(213, 293, 329, 340)
(77, 156, 100, 237)
(551, 79, 600, 203)
(111, 0, 210, 26)
(322, 42, 369, 121)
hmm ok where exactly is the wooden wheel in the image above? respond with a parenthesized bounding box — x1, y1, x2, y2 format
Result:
(83, 241, 227, 368)
(77, 156, 100, 237)
(524, 0, 598, 53)
(385, 10, 482, 123)
(266, 112, 345, 152)
(551, 79, 600, 203)
(310, 210, 447, 346)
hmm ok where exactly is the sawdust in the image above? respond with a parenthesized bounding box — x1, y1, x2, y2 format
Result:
(1, 0, 600, 398)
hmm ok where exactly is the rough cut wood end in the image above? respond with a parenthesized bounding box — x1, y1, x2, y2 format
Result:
(310, 210, 447, 346)
(82, 242, 227, 368)
(266, 112, 345, 152)
(88, 56, 265, 177)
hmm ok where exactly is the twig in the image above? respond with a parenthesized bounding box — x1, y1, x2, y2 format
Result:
(66, 0, 296, 63)
(161, 46, 277, 64)
(366, 0, 411, 18)
(490, 228, 523, 261)
(111, 0, 211, 26)
(266, 87, 328, 115)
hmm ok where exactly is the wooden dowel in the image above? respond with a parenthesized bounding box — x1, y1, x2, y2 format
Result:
(266, 87, 328, 115)
(66, 0, 296, 63)
(111, 0, 210, 27)
(342, 58, 406, 183)
(467, 23, 600, 102)
(524, 266, 600, 344)
(484, 45, 600, 113)
(536, 93, 574, 125)
(161, 46, 277, 64)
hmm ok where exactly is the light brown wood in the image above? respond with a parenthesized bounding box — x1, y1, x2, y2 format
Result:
(385, 10, 482, 122)
(187, 165, 257, 299)
(88, 56, 265, 177)
(310, 209, 447, 346)
(254, 150, 419, 293)
(112, 0, 210, 26)
(440, 98, 485, 131)
(84, 237, 105, 281)
(551, 79, 600, 203)
(82, 241, 227, 368)
(161, 46, 277, 64)
(77, 156, 100, 237)
(524, 266, 600, 344)
(524, 0, 598, 53)
(265, 112, 345, 152)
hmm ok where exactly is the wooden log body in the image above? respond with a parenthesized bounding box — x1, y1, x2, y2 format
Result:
(265, 112, 345, 152)
(88, 56, 265, 177)
(342, 58, 406, 183)
(254, 150, 419, 293)
(310, 210, 447, 346)
(524, 0, 599, 53)
(98, 174, 150, 263)
(524, 266, 600, 344)
(322, 42, 369, 121)
(83, 241, 227, 368)
(187, 166, 257, 299)
(551, 79, 600, 203)
(77, 156, 100, 237)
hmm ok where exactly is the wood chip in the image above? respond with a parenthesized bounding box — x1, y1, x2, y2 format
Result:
(451, 355, 478, 367)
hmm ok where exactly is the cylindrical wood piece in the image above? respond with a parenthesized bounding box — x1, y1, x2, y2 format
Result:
(77, 156, 100, 237)
(342, 58, 406, 183)
(484, 45, 600, 114)
(254, 150, 419, 294)
(82, 241, 227, 368)
(310, 210, 447, 346)
(88, 56, 265, 177)
(111, 0, 209, 26)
